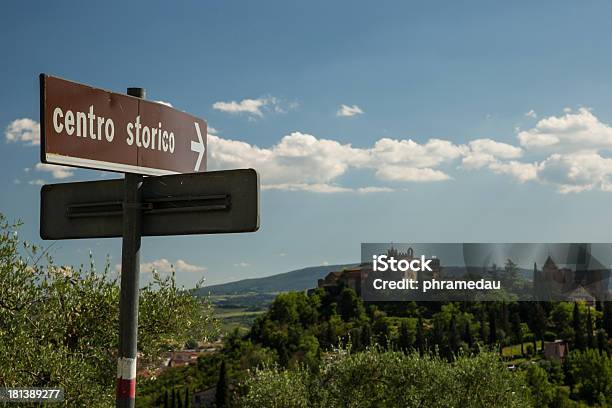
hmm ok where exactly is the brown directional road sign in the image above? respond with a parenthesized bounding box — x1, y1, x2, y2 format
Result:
(40, 74, 207, 176)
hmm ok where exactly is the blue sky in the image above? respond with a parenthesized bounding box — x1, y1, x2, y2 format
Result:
(3, 1, 612, 287)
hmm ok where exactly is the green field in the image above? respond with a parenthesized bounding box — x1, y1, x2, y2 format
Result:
(501, 340, 543, 357)
(214, 306, 266, 333)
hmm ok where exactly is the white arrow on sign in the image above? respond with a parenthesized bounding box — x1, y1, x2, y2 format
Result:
(191, 122, 206, 172)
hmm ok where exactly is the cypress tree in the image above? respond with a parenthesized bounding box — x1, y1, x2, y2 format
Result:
(479, 313, 486, 345)
(448, 315, 460, 358)
(603, 301, 612, 338)
(215, 360, 229, 408)
(350, 327, 362, 352)
(164, 389, 169, 408)
(533, 263, 540, 299)
(500, 302, 509, 334)
(532, 303, 547, 352)
(398, 320, 411, 352)
(488, 309, 497, 345)
(586, 307, 595, 349)
(572, 302, 585, 350)
(415, 317, 425, 356)
(184, 388, 189, 408)
(462, 321, 473, 349)
(171, 389, 176, 408)
(360, 322, 372, 348)
(511, 311, 523, 355)
(597, 329, 606, 353)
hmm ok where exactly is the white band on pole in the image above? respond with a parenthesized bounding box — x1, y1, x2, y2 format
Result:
(116, 357, 137, 380)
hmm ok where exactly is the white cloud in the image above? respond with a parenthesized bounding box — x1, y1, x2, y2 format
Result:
(234, 262, 250, 268)
(336, 104, 364, 117)
(375, 166, 451, 182)
(518, 107, 612, 151)
(115, 258, 206, 274)
(35, 163, 74, 179)
(536, 152, 612, 193)
(261, 183, 394, 193)
(212, 96, 291, 118)
(175, 259, 206, 273)
(496, 108, 612, 192)
(208, 132, 462, 191)
(154, 100, 173, 107)
(208, 132, 363, 188)
(28, 179, 45, 186)
(488, 160, 538, 183)
(468, 139, 522, 159)
(356, 186, 395, 193)
(371, 138, 465, 168)
(462, 139, 523, 169)
(5, 118, 40, 145)
(213, 98, 267, 117)
(262, 183, 352, 193)
(525, 110, 537, 119)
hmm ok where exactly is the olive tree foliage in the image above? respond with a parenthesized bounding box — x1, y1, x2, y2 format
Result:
(0, 215, 219, 407)
(239, 348, 533, 408)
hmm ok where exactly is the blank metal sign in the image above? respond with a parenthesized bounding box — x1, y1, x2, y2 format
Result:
(40, 169, 259, 240)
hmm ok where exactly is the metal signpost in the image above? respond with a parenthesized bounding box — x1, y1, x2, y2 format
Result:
(38, 74, 259, 408)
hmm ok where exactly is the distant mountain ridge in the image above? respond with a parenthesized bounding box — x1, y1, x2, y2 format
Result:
(195, 263, 356, 295)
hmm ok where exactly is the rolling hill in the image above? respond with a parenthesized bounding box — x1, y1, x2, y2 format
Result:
(195, 263, 355, 296)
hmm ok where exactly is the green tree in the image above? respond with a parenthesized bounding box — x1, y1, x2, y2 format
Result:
(572, 302, 585, 351)
(177, 390, 183, 408)
(531, 303, 547, 351)
(597, 329, 607, 353)
(185, 338, 199, 350)
(268, 293, 299, 324)
(415, 317, 425, 356)
(503, 259, 521, 291)
(239, 349, 532, 407)
(0, 214, 219, 407)
(462, 321, 473, 350)
(603, 301, 612, 339)
(338, 288, 364, 322)
(586, 306, 595, 349)
(360, 322, 372, 349)
(397, 320, 411, 352)
(215, 360, 229, 408)
(511, 312, 523, 355)
(479, 313, 487, 345)
(488, 309, 497, 345)
(524, 364, 555, 407)
(550, 302, 574, 342)
(565, 349, 612, 405)
(372, 312, 390, 347)
(448, 315, 460, 358)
